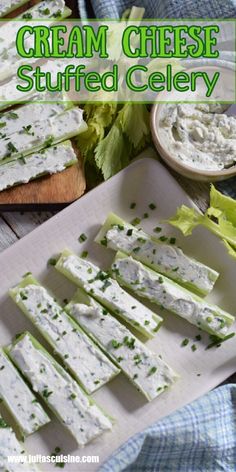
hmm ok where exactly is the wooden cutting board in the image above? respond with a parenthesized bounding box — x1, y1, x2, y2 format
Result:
(1, 0, 85, 210)
(0, 146, 86, 210)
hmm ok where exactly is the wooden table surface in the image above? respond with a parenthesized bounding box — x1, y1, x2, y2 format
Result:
(0, 0, 235, 400)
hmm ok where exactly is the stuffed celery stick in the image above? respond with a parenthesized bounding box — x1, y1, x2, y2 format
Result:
(0, 98, 72, 139)
(0, 415, 38, 472)
(56, 249, 163, 338)
(66, 289, 178, 402)
(111, 253, 235, 338)
(7, 333, 113, 446)
(0, 0, 28, 18)
(0, 0, 71, 52)
(0, 108, 87, 165)
(95, 213, 219, 296)
(10, 275, 119, 394)
(0, 348, 50, 438)
(0, 141, 77, 191)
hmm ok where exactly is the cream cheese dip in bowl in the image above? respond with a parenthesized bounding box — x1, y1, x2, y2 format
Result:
(151, 67, 236, 182)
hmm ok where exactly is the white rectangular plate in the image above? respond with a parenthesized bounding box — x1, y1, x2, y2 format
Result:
(0, 151, 235, 471)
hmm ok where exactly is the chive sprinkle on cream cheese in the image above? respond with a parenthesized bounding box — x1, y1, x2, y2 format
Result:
(0, 414, 38, 472)
(0, 348, 50, 437)
(66, 289, 178, 402)
(10, 275, 120, 395)
(95, 212, 219, 296)
(111, 252, 235, 339)
(158, 103, 236, 171)
(8, 332, 113, 447)
(55, 249, 163, 338)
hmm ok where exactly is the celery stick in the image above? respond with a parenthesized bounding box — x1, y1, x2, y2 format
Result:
(7, 333, 113, 446)
(0, 414, 38, 471)
(95, 212, 219, 296)
(0, 348, 50, 438)
(10, 274, 120, 394)
(0, 108, 87, 165)
(66, 289, 178, 402)
(55, 249, 163, 338)
(0, 141, 77, 191)
(0, 0, 28, 18)
(111, 252, 235, 338)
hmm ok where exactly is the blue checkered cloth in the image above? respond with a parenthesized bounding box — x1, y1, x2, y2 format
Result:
(78, 0, 236, 198)
(99, 384, 236, 472)
(78, 0, 236, 20)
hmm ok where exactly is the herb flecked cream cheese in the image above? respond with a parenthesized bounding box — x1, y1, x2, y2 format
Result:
(112, 253, 235, 338)
(0, 348, 50, 437)
(95, 212, 219, 296)
(159, 104, 236, 170)
(0, 415, 38, 471)
(10, 275, 120, 394)
(0, 0, 28, 17)
(56, 249, 163, 338)
(0, 107, 87, 165)
(0, 141, 77, 191)
(66, 289, 178, 402)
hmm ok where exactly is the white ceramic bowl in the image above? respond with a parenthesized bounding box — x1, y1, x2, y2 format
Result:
(150, 66, 236, 182)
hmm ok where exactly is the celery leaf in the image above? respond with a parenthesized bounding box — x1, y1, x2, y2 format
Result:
(95, 124, 130, 180)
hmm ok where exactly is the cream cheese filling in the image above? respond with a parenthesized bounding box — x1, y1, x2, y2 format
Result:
(159, 104, 236, 170)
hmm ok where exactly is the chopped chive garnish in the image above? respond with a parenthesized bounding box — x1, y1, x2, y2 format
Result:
(78, 233, 87, 243)
(111, 339, 122, 349)
(52, 9, 62, 18)
(195, 334, 202, 341)
(123, 336, 135, 349)
(7, 142, 18, 154)
(41, 7, 50, 14)
(153, 227, 162, 233)
(133, 247, 140, 253)
(159, 236, 168, 242)
(143, 213, 149, 219)
(47, 257, 57, 266)
(206, 332, 235, 350)
(148, 366, 157, 376)
(131, 217, 141, 226)
(8, 111, 18, 119)
(44, 136, 53, 148)
(117, 356, 123, 362)
(130, 202, 136, 209)
(42, 389, 53, 398)
(181, 338, 189, 347)
(22, 12, 33, 19)
(81, 251, 88, 259)
(149, 203, 156, 210)
(100, 237, 108, 246)
(137, 237, 146, 244)
(191, 344, 197, 352)
(169, 237, 176, 245)
(127, 229, 133, 236)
